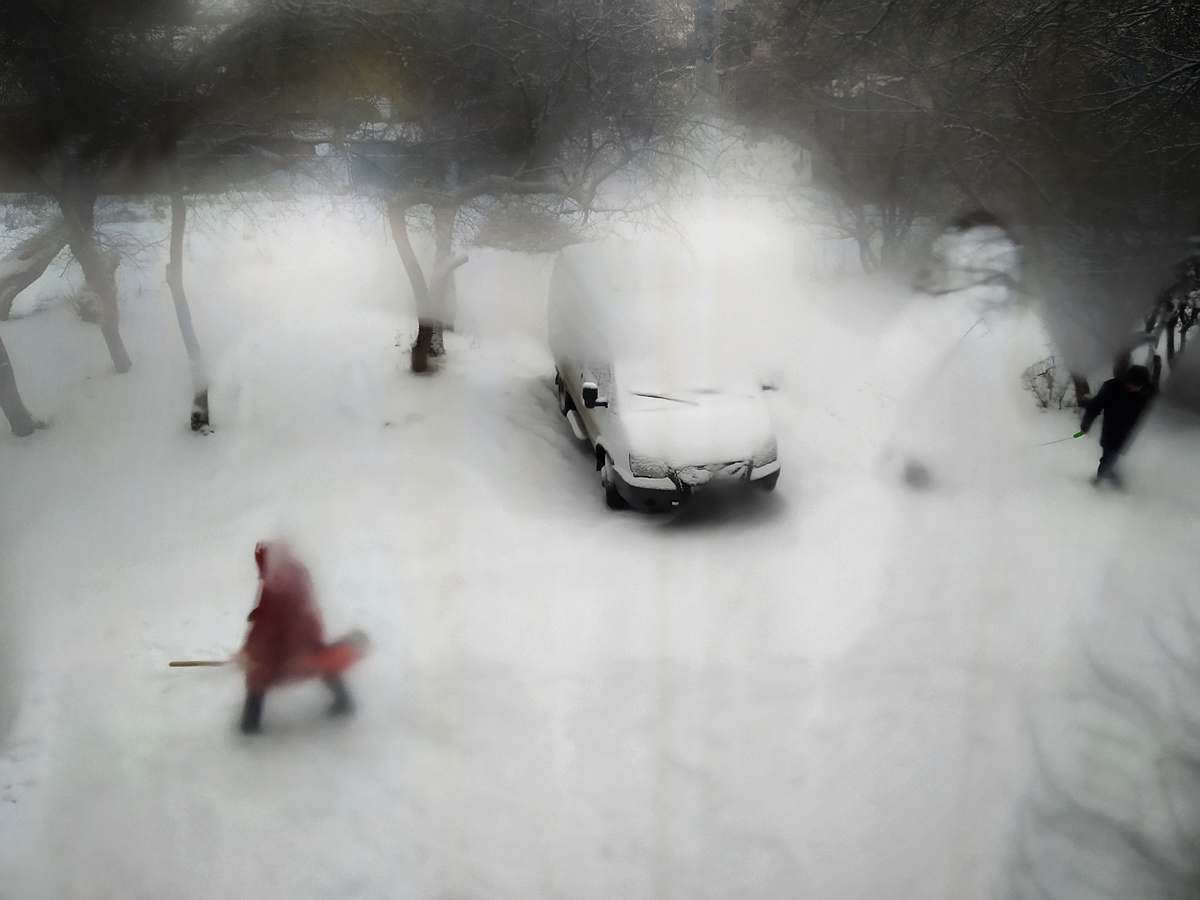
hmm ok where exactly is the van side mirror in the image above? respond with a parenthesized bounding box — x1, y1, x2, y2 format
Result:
(581, 381, 607, 409)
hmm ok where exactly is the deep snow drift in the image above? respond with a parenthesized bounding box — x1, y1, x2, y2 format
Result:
(1, 195, 1199, 900)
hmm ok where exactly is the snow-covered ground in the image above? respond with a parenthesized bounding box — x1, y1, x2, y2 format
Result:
(1, 196, 1198, 900)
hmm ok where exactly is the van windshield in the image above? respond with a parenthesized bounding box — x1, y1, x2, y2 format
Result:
(619, 354, 761, 400)
(584, 237, 763, 399)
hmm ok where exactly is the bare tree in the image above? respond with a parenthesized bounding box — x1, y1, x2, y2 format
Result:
(0, 3, 194, 373)
(0, 2, 192, 434)
(148, 1, 384, 430)
(0, 222, 67, 321)
(723, 0, 1200, 384)
(0, 331, 38, 436)
(332, 0, 696, 372)
(0, 0, 391, 429)
(720, 0, 980, 270)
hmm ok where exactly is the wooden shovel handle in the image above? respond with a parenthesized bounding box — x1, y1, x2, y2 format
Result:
(169, 660, 227, 667)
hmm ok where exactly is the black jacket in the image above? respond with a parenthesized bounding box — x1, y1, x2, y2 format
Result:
(1081, 379, 1155, 450)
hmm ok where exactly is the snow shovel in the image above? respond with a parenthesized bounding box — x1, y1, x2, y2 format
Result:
(1037, 431, 1085, 447)
(168, 629, 370, 674)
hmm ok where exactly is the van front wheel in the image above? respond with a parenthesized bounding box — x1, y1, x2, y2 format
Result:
(556, 372, 575, 415)
(756, 470, 780, 491)
(602, 456, 627, 510)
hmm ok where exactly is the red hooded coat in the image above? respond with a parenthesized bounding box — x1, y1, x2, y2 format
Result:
(241, 542, 327, 693)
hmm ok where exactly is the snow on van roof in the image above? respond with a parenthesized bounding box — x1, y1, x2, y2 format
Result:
(558, 236, 715, 332)
(606, 236, 701, 294)
(561, 235, 703, 295)
(554, 235, 755, 391)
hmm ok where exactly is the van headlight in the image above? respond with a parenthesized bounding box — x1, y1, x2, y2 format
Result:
(752, 437, 778, 466)
(629, 454, 670, 478)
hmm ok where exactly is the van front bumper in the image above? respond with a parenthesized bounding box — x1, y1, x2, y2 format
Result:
(612, 459, 781, 511)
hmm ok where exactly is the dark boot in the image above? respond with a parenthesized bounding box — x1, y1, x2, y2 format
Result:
(240, 692, 265, 734)
(323, 674, 355, 717)
(1094, 446, 1122, 487)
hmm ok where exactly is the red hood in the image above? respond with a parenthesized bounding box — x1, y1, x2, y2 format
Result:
(252, 541, 316, 614)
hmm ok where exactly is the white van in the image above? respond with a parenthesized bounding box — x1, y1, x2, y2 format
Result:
(549, 236, 780, 510)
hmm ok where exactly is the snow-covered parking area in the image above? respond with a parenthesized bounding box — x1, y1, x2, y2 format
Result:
(2, 199, 1198, 900)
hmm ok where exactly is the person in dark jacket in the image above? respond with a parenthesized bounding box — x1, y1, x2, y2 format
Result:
(238, 541, 357, 734)
(1079, 364, 1155, 486)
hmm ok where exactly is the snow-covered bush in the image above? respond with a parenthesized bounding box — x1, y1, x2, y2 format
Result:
(1022, 356, 1076, 409)
(67, 285, 103, 324)
(916, 222, 1023, 298)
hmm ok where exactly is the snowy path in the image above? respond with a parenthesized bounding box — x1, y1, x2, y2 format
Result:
(1, 203, 1196, 900)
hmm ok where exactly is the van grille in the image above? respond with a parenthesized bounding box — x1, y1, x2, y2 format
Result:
(674, 460, 751, 487)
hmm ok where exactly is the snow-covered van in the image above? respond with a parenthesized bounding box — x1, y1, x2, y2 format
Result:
(549, 236, 780, 510)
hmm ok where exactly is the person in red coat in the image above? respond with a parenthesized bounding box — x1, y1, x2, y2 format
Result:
(238, 540, 356, 734)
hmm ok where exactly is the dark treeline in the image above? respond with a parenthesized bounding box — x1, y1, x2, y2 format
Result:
(714, 0, 1200, 390)
(1, 0, 1199, 429)
(0, 0, 694, 432)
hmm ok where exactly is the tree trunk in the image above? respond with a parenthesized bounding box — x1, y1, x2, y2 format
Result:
(695, 0, 717, 93)
(0, 331, 37, 436)
(0, 223, 68, 320)
(165, 193, 210, 432)
(1166, 316, 1177, 368)
(1113, 351, 1132, 379)
(857, 235, 878, 272)
(387, 201, 434, 373)
(387, 199, 468, 374)
(428, 202, 464, 359)
(1070, 373, 1090, 407)
(1180, 308, 1198, 354)
(59, 193, 132, 373)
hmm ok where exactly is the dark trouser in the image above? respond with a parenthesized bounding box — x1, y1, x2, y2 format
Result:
(239, 675, 355, 734)
(1096, 445, 1122, 484)
(323, 674, 355, 716)
(240, 692, 265, 734)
